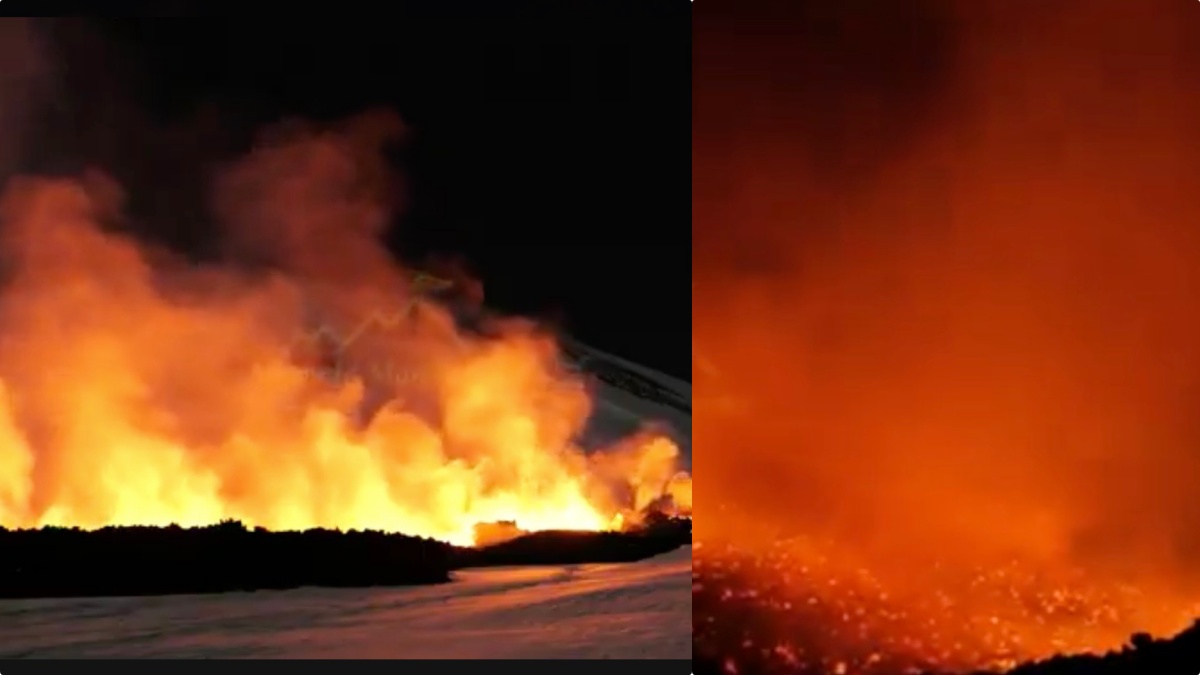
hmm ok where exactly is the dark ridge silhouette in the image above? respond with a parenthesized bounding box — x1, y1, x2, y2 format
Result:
(454, 516, 692, 568)
(0, 519, 453, 599)
(692, 622, 1200, 675)
(0, 517, 691, 599)
(947, 622, 1200, 675)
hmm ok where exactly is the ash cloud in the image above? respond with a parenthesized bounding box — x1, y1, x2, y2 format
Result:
(695, 0, 1200, 616)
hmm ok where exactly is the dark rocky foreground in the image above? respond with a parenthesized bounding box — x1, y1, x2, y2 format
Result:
(950, 624, 1200, 675)
(451, 515, 692, 568)
(693, 621, 1200, 675)
(0, 520, 453, 598)
(0, 517, 691, 599)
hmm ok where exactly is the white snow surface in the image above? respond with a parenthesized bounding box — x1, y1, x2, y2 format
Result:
(0, 343, 693, 659)
(564, 338, 692, 468)
(0, 546, 692, 659)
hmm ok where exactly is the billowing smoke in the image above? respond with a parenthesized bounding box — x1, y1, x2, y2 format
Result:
(0, 23, 686, 547)
(695, 0, 1200, 661)
(0, 19, 57, 178)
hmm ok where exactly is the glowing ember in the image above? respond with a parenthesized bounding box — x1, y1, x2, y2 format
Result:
(694, 535, 1200, 674)
(0, 112, 688, 547)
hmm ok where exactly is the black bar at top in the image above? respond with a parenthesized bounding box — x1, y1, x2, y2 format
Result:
(0, 0, 691, 18)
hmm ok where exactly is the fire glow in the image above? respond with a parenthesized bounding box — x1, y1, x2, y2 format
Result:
(0, 112, 690, 547)
(693, 1, 1200, 672)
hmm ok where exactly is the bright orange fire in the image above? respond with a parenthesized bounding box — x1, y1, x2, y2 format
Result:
(694, 1, 1200, 672)
(0, 111, 687, 547)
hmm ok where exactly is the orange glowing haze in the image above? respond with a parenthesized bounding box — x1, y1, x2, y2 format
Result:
(0, 111, 689, 547)
(694, 0, 1200, 668)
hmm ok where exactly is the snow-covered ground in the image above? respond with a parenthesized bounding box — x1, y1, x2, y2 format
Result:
(0, 546, 692, 659)
(0, 344, 692, 659)
(563, 338, 693, 469)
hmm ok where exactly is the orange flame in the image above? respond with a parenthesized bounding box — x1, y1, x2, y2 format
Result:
(0, 112, 687, 547)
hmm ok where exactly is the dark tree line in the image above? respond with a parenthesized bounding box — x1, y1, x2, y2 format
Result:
(0, 520, 452, 598)
(0, 516, 692, 599)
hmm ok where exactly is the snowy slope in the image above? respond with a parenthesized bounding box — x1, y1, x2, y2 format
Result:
(562, 338, 692, 470)
(0, 346, 692, 659)
(0, 547, 692, 659)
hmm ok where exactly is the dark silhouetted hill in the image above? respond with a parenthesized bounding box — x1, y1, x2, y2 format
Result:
(949, 622, 1200, 675)
(693, 621, 1200, 675)
(454, 516, 691, 568)
(0, 519, 452, 598)
(0, 517, 690, 599)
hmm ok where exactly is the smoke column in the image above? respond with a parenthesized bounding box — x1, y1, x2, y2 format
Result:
(694, 0, 1200, 658)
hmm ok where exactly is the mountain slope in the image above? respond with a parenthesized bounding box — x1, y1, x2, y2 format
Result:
(561, 337, 692, 470)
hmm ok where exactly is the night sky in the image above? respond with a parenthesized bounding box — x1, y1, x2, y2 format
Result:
(13, 11, 689, 379)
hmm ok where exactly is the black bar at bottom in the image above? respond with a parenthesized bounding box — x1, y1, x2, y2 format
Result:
(2, 661, 692, 675)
